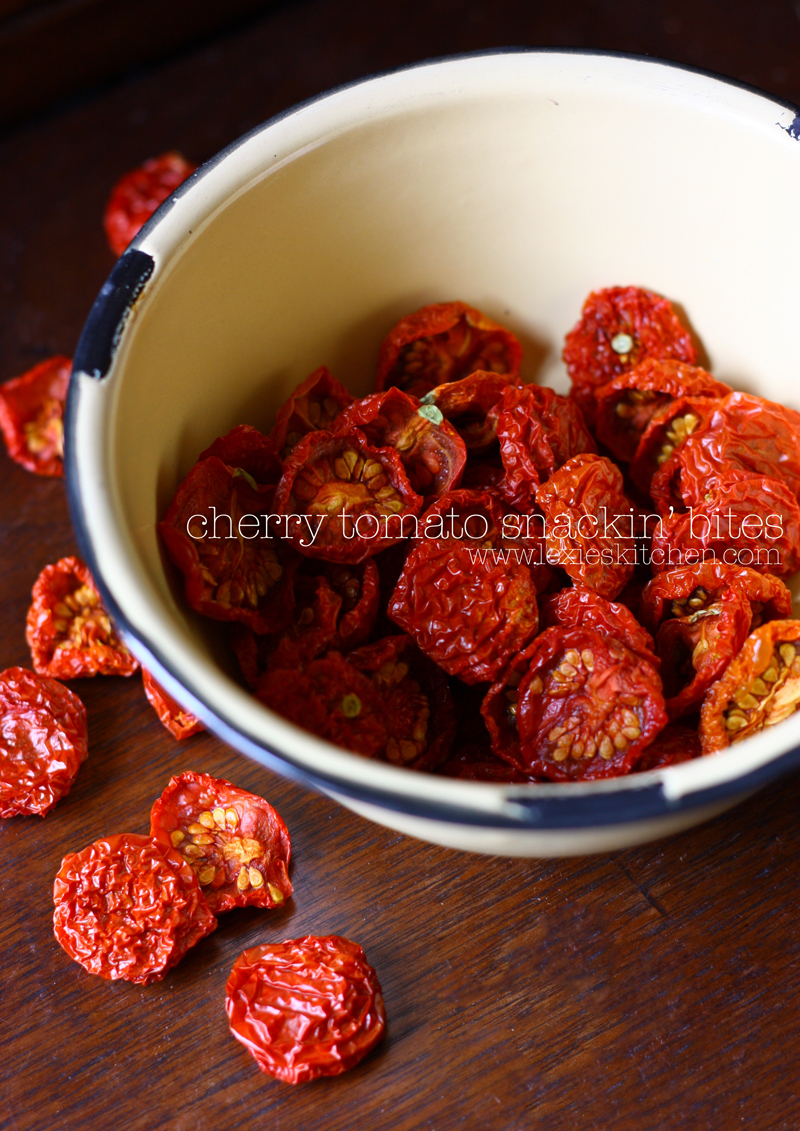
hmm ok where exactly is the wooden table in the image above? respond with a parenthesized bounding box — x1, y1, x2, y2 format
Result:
(3, 3, 800, 1129)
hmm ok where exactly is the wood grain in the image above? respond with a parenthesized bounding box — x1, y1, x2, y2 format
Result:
(2, 3, 800, 1129)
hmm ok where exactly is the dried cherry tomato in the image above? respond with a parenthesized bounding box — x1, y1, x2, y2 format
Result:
(438, 746, 538, 782)
(594, 359, 729, 463)
(0, 356, 70, 477)
(142, 670, 203, 740)
(540, 584, 658, 667)
(420, 370, 518, 454)
(334, 387, 466, 498)
(270, 367, 354, 457)
(103, 151, 197, 257)
(700, 620, 800, 753)
(53, 833, 217, 984)
(641, 562, 792, 635)
(480, 637, 541, 768)
(318, 559, 380, 650)
(26, 556, 139, 678)
(199, 424, 282, 486)
(636, 724, 700, 771)
(535, 453, 636, 599)
(630, 395, 721, 498)
(226, 935, 386, 1083)
(150, 771, 292, 913)
(515, 626, 667, 780)
(563, 287, 697, 426)
(493, 383, 596, 512)
(377, 301, 522, 398)
(0, 667, 88, 818)
(274, 430, 422, 563)
(159, 457, 297, 632)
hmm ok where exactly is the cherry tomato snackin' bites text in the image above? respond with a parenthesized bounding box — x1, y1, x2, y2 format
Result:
(103, 151, 197, 257)
(0, 356, 71, 477)
(53, 833, 217, 984)
(150, 772, 292, 913)
(0, 667, 88, 818)
(142, 671, 204, 740)
(225, 935, 386, 1084)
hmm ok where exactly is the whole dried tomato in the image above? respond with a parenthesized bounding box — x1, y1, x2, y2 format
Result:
(226, 935, 386, 1083)
(420, 370, 518, 454)
(53, 833, 217, 984)
(630, 395, 721, 498)
(493, 383, 596, 512)
(376, 301, 522, 398)
(103, 151, 197, 256)
(334, 387, 466, 498)
(636, 724, 700, 771)
(515, 626, 667, 780)
(594, 359, 729, 463)
(0, 356, 71, 477)
(159, 457, 297, 632)
(142, 670, 203, 740)
(274, 430, 422, 563)
(199, 424, 282, 486)
(0, 667, 88, 818)
(540, 584, 658, 667)
(563, 287, 698, 426)
(535, 453, 636, 599)
(150, 771, 292, 913)
(700, 620, 800, 753)
(26, 556, 139, 678)
(270, 367, 354, 457)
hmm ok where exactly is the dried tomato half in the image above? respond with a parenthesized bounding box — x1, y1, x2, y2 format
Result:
(535, 453, 636, 599)
(103, 151, 197, 257)
(0, 356, 70, 477)
(540, 584, 658, 667)
(515, 626, 667, 780)
(438, 746, 538, 782)
(53, 833, 217, 984)
(376, 301, 522, 398)
(142, 670, 203, 740)
(636, 724, 700, 771)
(420, 370, 518, 454)
(198, 424, 282, 486)
(159, 457, 296, 632)
(641, 562, 792, 635)
(150, 771, 292, 913)
(270, 367, 354, 457)
(700, 621, 800, 753)
(334, 387, 466, 498)
(493, 383, 596, 512)
(563, 287, 698, 426)
(480, 637, 541, 769)
(630, 395, 721, 498)
(0, 667, 88, 818)
(226, 935, 386, 1083)
(274, 430, 422, 563)
(26, 556, 139, 678)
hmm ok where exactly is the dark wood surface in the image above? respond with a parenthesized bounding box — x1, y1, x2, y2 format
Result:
(3, 3, 800, 1129)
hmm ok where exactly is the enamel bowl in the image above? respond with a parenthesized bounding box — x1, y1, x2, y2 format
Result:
(66, 50, 800, 856)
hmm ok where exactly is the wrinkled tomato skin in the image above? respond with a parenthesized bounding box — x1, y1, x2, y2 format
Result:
(594, 359, 729, 464)
(376, 301, 522, 398)
(0, 667, 88, 818)
(630, 395, 721, 498)
(640, 562, 792, 635)
(150, 772, 292, 914)
(274, 429, 422, 563)
(142, 671, 203, 740)
(225, 935, 386, 1084)
(540, 584, 658, 668)
(0, 356, 71, 477)
(700, 620, 800, 753)
(516, 626, 667, 781)
(636, 724, 701, 771)
(270, 367, 354, 457)
(26, 556, 139, 678)
(422, 370, 519, 454)
(199, 424, 282, 486)
(334, 387, 466, 499)
(103, 151, 197, 256)
(53, 833, 217, 984)
(563, 287, 697, 427)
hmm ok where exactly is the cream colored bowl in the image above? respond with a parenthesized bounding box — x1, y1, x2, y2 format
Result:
(66, 50, 800, 855)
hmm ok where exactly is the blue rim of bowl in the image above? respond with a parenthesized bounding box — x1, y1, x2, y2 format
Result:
(66, 48, 800, 831)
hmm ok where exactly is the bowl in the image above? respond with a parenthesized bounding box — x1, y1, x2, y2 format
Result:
(66, 49, 800, 856)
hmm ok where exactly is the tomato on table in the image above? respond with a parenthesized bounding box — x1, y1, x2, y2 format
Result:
(226, 935, 386, 1083)
(53, 833, 217, 984)
(0, 667, 88, 818)
(0, 356, 71, 477)
(103, 151, 197, 257)
(150, 771, 292, 913)
(142, 670, 204, 740)
(26, 556, 139, 678)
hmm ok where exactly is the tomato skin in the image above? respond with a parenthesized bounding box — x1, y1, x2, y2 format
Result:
(563, 286, 698, 427)
(26, 556, 139, 678)
(630, 395, 720, 498)
(700, 620, 800, 753)
(640, 562, 792, 635)
(198, 424, 282, 486)
(376, 301, 522, 398)
(270, 367, 354, 457)
(142, 670, 203, 740)
(150, 772, 292, 913)
(540, 584, 659, 668)
(103, 151, 197, 256)
(226, 935, 386, 1083)
(0, 356, 71, 477)
(0, 667, 88, 818)
(53, 833, 217, 984)
(422, 369, 519, 454)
